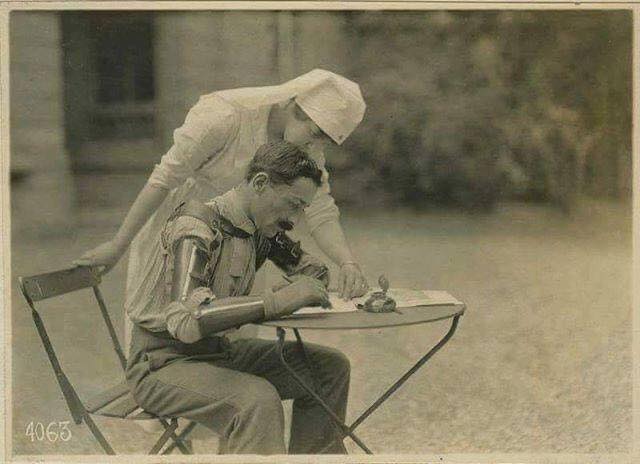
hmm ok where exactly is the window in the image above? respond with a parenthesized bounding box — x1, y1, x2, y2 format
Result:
(89, 13, 155, 140)
(62, 12, 156, 150)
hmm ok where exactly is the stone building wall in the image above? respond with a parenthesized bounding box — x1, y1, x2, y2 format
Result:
(9, 11, 352, 237)
(153, 11, 349, 155)
(154, 11, 281, 153)
(10, 12, 75, 236)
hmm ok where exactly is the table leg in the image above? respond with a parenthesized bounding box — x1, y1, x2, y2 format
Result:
(276, 314, 461, 454)
(348, 314, 461, 432)
(292, 328, 356, 453)
(276, 328, 372, 454)
(293, 329, 317, 381)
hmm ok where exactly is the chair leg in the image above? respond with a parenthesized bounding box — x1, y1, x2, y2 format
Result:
(161, 420, 198, 455)
(83, 414, 116, 455)
(158, 418, 193, 454)
(148, 418, 179, 454)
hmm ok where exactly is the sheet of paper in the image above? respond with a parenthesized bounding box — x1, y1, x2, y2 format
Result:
(353, 288, 463, 307)
(293, 288, 462, 315)
(295, 293, 359, 315)
(418, 290, 463, 306)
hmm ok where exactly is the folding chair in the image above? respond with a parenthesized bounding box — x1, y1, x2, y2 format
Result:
(18, 266, 197, 455)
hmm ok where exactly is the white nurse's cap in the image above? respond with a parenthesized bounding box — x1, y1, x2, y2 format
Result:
(214, 68, 366, 144)
(294, 70, 366, 145)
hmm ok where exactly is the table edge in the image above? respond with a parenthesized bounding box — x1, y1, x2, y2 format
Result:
(259, 303, 466, 330)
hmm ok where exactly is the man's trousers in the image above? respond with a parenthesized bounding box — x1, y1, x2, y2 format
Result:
(126, 325, 350, 454)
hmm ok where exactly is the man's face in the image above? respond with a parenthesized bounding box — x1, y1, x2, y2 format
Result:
(283, 103, 333, 153)
(251, 175, 318, 238)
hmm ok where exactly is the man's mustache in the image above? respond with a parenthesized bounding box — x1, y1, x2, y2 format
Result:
(277, 220, 294, 231)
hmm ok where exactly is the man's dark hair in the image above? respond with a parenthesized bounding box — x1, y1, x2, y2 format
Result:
(245, 141, 323, 187)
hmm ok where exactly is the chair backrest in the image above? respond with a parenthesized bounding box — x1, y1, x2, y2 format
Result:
(20, 266, 100, 303)
(18, 266, 127, 424)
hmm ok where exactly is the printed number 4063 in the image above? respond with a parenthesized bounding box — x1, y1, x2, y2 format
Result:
(25, 421, 72, 442)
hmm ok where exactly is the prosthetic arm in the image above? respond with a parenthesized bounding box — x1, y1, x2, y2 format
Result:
(164, 231, 325, 343)
(168, 235, 265, 339)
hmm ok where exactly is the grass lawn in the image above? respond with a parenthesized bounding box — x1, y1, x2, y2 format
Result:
(9, 199, 632, 455)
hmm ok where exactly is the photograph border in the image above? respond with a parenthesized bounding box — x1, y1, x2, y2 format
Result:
(1, 1, 638, 463)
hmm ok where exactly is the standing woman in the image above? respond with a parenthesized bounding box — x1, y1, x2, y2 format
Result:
(75, 69, 369, 340)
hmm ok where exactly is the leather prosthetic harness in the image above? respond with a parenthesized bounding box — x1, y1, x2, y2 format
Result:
(165, 200, 329, 342)
(170, 235, 268, 339)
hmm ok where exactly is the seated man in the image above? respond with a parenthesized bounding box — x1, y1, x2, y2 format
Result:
(125, 140, 350, 455)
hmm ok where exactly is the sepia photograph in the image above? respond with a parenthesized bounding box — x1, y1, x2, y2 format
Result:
(5, 3, 636, 461)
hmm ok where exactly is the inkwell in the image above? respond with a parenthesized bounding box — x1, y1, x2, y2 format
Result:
(359, 275, 400, 314)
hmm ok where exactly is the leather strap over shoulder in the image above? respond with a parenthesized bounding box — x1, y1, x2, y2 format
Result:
(173, 200, 251, 240)
(163, 200, 220, 253)
(176, 199, 217, 226)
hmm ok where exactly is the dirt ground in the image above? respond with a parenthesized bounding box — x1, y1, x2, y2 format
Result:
(9, 198, 632, 456)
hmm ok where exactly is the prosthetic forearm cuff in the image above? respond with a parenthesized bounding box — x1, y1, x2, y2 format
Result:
(170, 283, 309, 341)
(263, 289, 280, 320)
(193, 296, 267, 336)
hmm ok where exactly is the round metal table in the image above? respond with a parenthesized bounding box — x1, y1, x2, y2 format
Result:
(261, 302, 466, 454)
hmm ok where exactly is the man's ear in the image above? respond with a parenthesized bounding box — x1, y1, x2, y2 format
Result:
(250, 172, 270, 193)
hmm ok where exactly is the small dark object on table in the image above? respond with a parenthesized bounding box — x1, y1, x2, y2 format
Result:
(357, 275, 402, 314)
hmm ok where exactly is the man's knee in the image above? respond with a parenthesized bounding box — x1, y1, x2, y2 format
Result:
(309, 344, 351, 378)
(223, 378, 286, 454)
(329, 348, 351, 378)
(237, 378, 284, 425)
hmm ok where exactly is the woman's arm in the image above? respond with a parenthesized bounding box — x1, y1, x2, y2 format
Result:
(73, 183, 169, 274)
(311, 219, 368, 300)
(74, 96, 238, 274)
(311, 219, 353, 266)
(304, 158, 368, 300)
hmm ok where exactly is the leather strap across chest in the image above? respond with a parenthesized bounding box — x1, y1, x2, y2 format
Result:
(170, 199, 272, 271)
(173, 200, 251, 240)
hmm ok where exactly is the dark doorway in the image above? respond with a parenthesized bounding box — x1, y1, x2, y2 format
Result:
(61, 12, 157, 172)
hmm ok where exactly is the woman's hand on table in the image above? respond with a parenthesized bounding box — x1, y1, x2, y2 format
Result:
(73, 239, 126, 276)
(338, 262, 369, 300)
